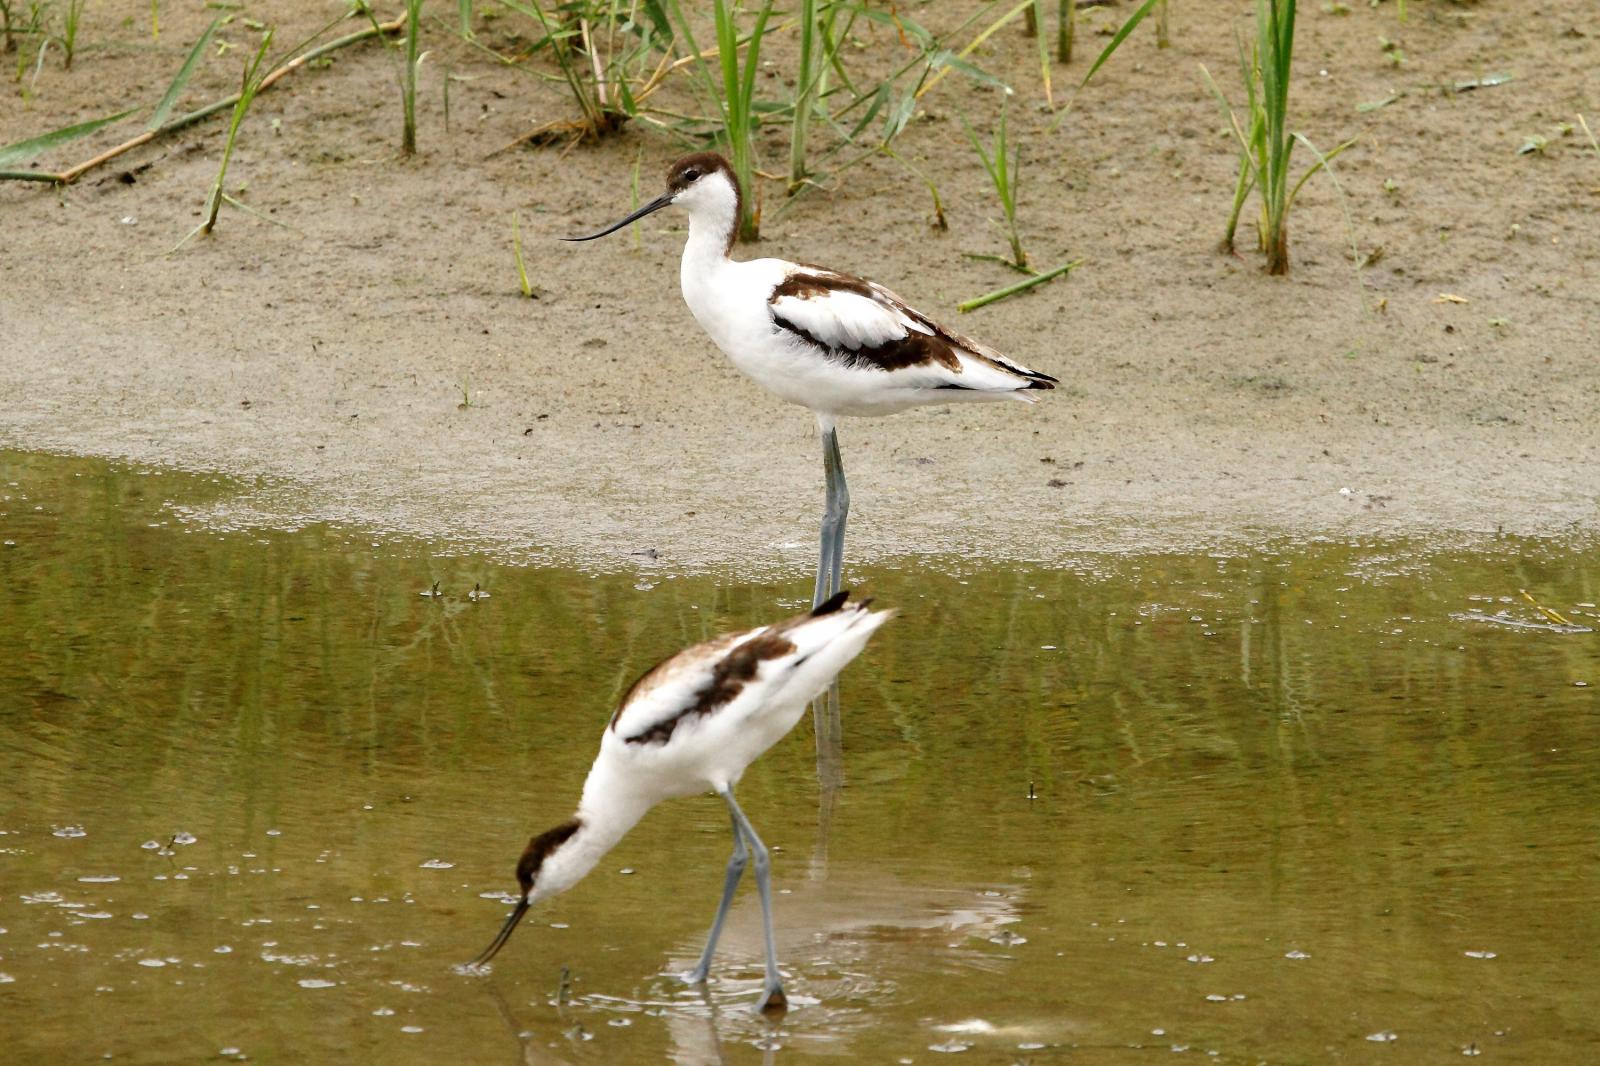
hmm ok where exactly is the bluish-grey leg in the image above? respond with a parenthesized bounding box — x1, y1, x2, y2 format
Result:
(683, 808, 748, 985)
(824, 427, 849, 599)
(812, 423, 849, 609)
(719, 788, 787, 1013)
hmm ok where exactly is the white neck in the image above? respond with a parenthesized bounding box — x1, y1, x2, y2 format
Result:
(678, 173, 740, 278)
(529, 762, 655, 903)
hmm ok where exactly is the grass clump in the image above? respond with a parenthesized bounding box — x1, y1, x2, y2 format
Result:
(488, 0, 678, 147)
(1203, 0, 1354, 274)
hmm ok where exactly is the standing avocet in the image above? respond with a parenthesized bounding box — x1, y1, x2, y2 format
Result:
(565, 153, 1056, 608)
(469, 591, 892, 1012)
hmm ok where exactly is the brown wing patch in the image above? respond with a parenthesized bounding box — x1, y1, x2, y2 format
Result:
(621, 630, 798, 746)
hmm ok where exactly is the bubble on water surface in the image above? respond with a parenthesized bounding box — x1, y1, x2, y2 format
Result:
(929, 1041, 971, 1053)
(137, 959, 166, 968)
(214, 946, 232, 954)
(173, 832, 197, 846)
(419, 859, 454, 869)
(1366, 1031, 1398, 1043)
(52, 825, 87, 838)
(1464, 950, 1497, 959)
(297, 978, 337, 989)
(77, 875, 120, 883)
(0, 974, 14, 984)
(373, 1008, 395, 1016)
(1186, 954, 1214, 963)
(400, 1026, 424, 1034)
(1284, 950, 1310, 960)
(22, 891, 65, 905)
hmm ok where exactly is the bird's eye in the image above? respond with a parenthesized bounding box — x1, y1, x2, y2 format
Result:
(684, 168, 701, 181)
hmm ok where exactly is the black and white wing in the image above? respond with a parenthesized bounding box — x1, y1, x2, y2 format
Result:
(606, 592, 889, 748)
(768, 268, 1057, 395)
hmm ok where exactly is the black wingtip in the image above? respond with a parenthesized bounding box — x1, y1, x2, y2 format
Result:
(812, 590, 851, 616)
(1025, 378, 1056, 390)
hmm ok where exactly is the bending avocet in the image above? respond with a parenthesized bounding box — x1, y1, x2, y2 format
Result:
(565, 153, 1055, 607)
(469, 591, 893, 1012)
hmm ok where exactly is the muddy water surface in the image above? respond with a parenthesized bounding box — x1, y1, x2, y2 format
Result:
(2, 451, 1598, 1063)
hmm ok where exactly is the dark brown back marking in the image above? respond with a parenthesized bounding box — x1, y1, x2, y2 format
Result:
(623, 631, 798, 746)
(516, 818, 581, 894)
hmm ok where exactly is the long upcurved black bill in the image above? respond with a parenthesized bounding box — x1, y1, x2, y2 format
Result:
(470, 897, 530, 968)
(562, 194, 673, 242)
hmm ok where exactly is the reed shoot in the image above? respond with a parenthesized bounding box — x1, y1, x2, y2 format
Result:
(789, 0, 819, 191)
(60, 0, 85, 69)
(1202, 0, 1351, 274)
(512, 213, 532, 297)
(963, 95, 1027, 271)
(200, 30, 274, 235)
(402, 0, 423, 154)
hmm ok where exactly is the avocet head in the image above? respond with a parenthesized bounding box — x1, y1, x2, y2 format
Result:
(468, 818, 582, 967)
(563, 152, 740, 242)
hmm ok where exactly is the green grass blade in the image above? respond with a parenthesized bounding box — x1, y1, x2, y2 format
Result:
(0, 108, 138, 168)
(959, 113, 1000, 187)
(1078, 0, 1162, 90)
(957, 258, 1080, 313)
(1577, 114, 1599, 159)
(929, 50, 1009, 92)
(149, 15, 223, 130)
(1285, 132, 1357, 211)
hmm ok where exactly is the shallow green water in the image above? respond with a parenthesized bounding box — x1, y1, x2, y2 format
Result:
(2, 450, 1598, 1064)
